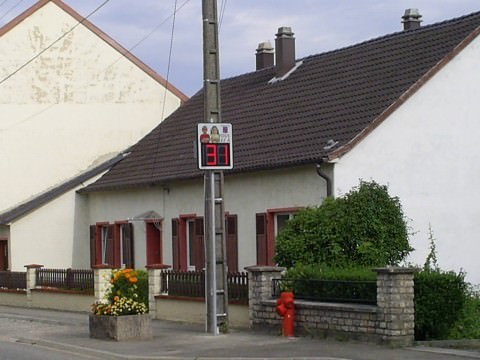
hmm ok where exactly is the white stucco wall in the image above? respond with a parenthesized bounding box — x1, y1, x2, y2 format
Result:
(8, 172, 104, 271)
(333, 35, 480, 284)
(87, 165, 327, 270)
(0, 2, 183, 212)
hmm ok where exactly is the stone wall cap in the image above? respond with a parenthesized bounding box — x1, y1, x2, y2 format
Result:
(244, 265, 286, 273)
(145, 264, 171, 270)
(373, 266, 420, 274)
(24, 264, 43, 269)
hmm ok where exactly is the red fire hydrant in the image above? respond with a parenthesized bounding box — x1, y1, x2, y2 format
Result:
(276, 291, 295, 337)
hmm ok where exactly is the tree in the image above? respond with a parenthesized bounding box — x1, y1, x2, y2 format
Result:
(275, 180, 413, 268)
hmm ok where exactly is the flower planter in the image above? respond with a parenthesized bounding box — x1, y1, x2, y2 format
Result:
(89, 313, 153, 341)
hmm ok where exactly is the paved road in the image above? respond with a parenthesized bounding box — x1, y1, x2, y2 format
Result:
(0, 305, 479, 360)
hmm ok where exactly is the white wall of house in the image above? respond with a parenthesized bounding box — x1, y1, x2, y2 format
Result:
(86, 165, 327, 270)
(0, 2, 183, 212)
(8, 173, 104, 271)
(334, 35, 480, 284)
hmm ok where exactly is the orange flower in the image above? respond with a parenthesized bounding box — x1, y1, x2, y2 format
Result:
(114, 296, 119, 302)
(129, 277, 138, 283)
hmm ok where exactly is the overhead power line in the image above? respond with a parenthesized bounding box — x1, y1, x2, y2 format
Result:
(219, 0, 228, 30)
(0, 0, 26, 22)
(0, 0, 111, 86)
(0, 0, 193, 133)
(151, 0, 180, 179)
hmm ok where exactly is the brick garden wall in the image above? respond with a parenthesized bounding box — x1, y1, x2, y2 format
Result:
(246, 266, 417, 346)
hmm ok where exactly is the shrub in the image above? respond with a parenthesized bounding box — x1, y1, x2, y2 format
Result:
(448, 285, 480, 339)
(275, 180, 413, 268)
(414, 269, 467, 340)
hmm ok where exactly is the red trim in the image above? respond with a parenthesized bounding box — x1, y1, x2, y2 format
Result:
(114, 220, 128, 224)
(145, 264, 171, 270)
(179, 213, 197, 219)
(265, 207, 303, 266)
(91, 264, 115, 269)
(179, 218, 188, 270)
(146, 219, 162, 266)
(267, 206, 303, 214)
(266, 213, 275, 266)
(24, 264, 43, 269)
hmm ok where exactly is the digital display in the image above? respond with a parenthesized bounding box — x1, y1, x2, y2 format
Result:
(197, 123, 233, 170)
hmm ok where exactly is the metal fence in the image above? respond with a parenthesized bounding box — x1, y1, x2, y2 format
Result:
(0, 271, 26, 290)
(36, 268, 94, 292)
(160, 270, 249, 304)
(272, 278, 377, 305)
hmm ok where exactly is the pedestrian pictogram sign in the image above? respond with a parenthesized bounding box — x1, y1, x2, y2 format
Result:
(197, 123, 233, 170)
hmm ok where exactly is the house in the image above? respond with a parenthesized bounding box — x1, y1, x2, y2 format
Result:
(82, 10, 480, 283)
(0, 0, 188, 271)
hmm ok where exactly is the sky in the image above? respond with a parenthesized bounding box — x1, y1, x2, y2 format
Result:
(1, 0, 479, 97)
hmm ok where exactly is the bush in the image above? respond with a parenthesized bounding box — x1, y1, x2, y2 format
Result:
(136, 269, 149, 305)
(448, 285, 480, 339)
(275, 180, 413, 268)
(414, 269, 468, 340)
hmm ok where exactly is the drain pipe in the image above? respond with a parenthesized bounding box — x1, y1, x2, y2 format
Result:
(316, 161, 333, 197)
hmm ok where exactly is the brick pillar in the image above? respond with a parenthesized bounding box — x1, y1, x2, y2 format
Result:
(92, 265, 115, 304)
(146, 264, 171, 318)
(245, 266, 285, 326)
(24, 264, 43, 307)
(374, 267, 418, 346)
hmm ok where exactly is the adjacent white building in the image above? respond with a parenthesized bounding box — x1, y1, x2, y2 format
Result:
(0, 0, 187, 270)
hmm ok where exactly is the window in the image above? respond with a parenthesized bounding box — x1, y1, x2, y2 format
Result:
(256, 207, 301, 266)
(275, 213, 295, 236)
(101, 226, 110, 264)
(117, 222, 134, 268)
(172, 214, 238, 272)
(172, 216, 204, 271)
(90, 222, 134, 268)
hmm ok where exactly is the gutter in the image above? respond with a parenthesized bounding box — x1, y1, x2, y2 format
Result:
(316, 161, 333, 197)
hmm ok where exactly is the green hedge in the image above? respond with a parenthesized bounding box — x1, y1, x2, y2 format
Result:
(282, 264, 377, 304)
(414, 269, 467, 340)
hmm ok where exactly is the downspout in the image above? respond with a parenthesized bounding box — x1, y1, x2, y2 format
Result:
(316, 161, 333, 197)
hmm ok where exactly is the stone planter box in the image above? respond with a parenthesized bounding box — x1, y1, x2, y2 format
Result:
(89, 313, 153, 341)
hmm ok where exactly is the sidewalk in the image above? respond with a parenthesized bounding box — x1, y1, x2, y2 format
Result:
(0, 305, 479, 360)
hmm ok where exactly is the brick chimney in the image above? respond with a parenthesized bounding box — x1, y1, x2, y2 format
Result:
(256, 41, 274, 71)
(275, 26, 295, 76)
(402, 9, 422, 30)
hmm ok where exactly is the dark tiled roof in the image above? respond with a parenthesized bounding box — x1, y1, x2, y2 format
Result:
(0, 154, 125, 224)
(84, 11, 480, 192)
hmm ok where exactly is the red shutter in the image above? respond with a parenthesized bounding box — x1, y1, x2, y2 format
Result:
(194, 217, 205, 271)
(124, 223, 134, 268)
(90, 225, 96, 268)
(113, 225, 121, 268)
(256, 213, 268, 265)
(172, 219, 180, 270)
(226, 215, 238, 272)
